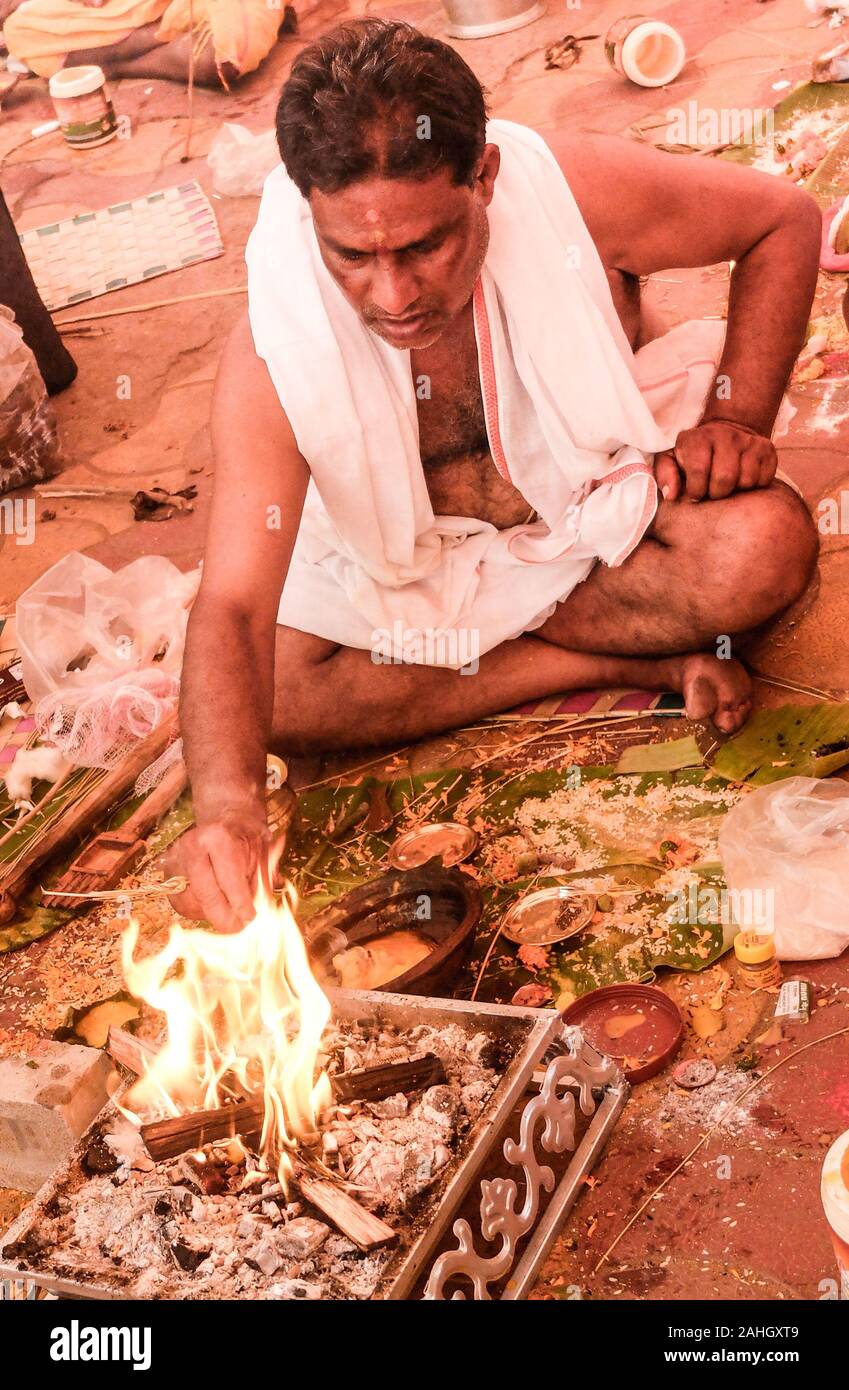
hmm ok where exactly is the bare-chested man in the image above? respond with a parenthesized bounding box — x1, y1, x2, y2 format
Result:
(174, 19, 819, 931)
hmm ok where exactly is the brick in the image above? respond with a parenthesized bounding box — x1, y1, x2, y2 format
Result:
(0, 1042, 115, 1192)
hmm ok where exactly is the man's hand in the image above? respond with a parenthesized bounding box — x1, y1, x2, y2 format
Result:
(654, 420, 777, 504)
(166, 811, 269, 933)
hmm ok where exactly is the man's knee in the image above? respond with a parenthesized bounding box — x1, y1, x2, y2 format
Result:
(728, 481, 818, 615)
(656, 480, 818, 634)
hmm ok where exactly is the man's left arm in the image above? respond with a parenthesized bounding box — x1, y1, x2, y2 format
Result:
(550, 133, 821, 500)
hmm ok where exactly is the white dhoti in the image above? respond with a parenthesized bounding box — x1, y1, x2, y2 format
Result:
(246, 121, 739, 668)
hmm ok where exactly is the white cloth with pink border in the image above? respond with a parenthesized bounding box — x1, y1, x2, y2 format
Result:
(246, 118, 726, 666)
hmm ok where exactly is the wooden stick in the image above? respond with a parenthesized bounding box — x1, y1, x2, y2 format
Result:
(294, 1167, 395, 1251)
(138, 1053, 446, 1160)
(333, 1053, 445, 1103)
(34, 485, 135, 499)
(108, 1027, 159, 1075)
(0, 764, 75, 851)
(56, 285, 246, 328)
(183, 0, 195, 163)
(247, 1164, 395, 1251)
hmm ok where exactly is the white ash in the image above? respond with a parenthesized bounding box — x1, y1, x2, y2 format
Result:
(652, 1066, 766, 1139)
(14, 1018, 504, 1300)
(269, 1278, 323, 1300)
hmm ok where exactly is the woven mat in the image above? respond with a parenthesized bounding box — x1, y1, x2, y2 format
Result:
(496, 688, 685, 721)
(19, 180, 223, 312)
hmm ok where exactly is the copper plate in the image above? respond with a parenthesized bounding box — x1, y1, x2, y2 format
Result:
(561, 983, 684, 1084)
(387, 822, 479, 870)
(501, 886, 596, 946)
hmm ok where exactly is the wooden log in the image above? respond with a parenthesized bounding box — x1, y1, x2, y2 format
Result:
(138, 1053, 447, 1161)
(333, 1053, 445, 1103)
(242, 1167, 395, 1252)
(294, 1167, 395, 1251)
(141, 1097, 264, 1160)
(107, 1027, 159, 1076)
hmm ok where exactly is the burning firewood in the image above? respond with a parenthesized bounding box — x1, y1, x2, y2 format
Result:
(4, 1008, 508, 1299)
(333, 1053, 447, 1103)
(113, 1028, 443, 1254)
(136, 1051, 447, 1159)
(111, 1026, 447, 1146)
(139, 1098, 266, 1160)
(107, 1027, 158, 1076)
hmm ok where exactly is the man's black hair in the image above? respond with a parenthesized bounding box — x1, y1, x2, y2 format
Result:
(275, 18, 489, 198)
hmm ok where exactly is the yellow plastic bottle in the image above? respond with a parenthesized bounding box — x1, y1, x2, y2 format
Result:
(733, 931, 782, 990)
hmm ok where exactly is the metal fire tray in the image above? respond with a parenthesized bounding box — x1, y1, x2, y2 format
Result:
(0, 989, 628, 1301)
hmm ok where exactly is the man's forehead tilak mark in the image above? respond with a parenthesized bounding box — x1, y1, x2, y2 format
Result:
(320, 212, 463, 259)
(364, 207, 388, 246)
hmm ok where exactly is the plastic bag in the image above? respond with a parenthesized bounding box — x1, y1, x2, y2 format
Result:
(719, 776, 849, 960)
(16, 552, 200, 767)
(206, 123, 279, 197)
(0, 305, 62, 494)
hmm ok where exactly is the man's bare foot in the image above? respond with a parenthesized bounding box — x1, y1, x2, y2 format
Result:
(69, 26, 233, 87)
(665, 652, 752, 734)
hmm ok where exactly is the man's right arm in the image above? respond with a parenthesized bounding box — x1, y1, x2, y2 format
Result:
(173, 311, 308, 931)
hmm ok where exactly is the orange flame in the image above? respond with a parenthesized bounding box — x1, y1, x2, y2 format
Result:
(120, 885, 332, 1184)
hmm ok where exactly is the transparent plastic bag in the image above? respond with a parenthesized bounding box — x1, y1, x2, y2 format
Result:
(718, 776, 849, 960)
(16, 553, 200, 767)
(0, 305, 62, 493)
(206, 123, 279, 197)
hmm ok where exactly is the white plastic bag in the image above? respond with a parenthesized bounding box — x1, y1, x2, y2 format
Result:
(719, 776, 849, 960)
(0, 305, 62, 494)
(16, 552, 200, 767)
(206, 123, 279, 197)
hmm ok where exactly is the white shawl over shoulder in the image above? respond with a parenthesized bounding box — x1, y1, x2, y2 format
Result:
(246, 119, 725, 663)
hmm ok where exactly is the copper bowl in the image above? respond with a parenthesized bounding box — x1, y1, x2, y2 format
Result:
(301, 862, 481, 997)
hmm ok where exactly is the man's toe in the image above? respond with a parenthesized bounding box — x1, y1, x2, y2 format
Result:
(683, 673, 717, 722)
(714, 692, 751, 734)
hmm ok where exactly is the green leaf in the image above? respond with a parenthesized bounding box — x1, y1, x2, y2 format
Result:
(0, 907, 72, 954)
(803, 120, 849, 208)
(276, 762, 744, 1001)
(615, 735, 704, 775)
(710, 703, 849, 785)
(721, 81, 849, 193)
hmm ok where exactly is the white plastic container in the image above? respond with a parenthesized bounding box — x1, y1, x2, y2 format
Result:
(604, 15, 686, 88)
(48, 65, 117, 149)
(821, 1129, 849, 1299)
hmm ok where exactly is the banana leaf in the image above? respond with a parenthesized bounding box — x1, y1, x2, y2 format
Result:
(721, 80, 849, 182)
(282, 763, 741, 1002)
(710, 703, 849, 785)
(803, 120, 849, 208)
(290, 770, 474, 916)
(615, 734, 704, 774)
(0, 907, 71, 953)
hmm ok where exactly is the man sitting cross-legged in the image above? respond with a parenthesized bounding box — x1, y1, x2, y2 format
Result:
(2, 0, 292, 88)
(172, 19, 819, 932)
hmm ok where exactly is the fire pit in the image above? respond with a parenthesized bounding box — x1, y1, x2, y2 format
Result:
(0, 887, 628, 1299)
(0, 995, 626, 1300)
